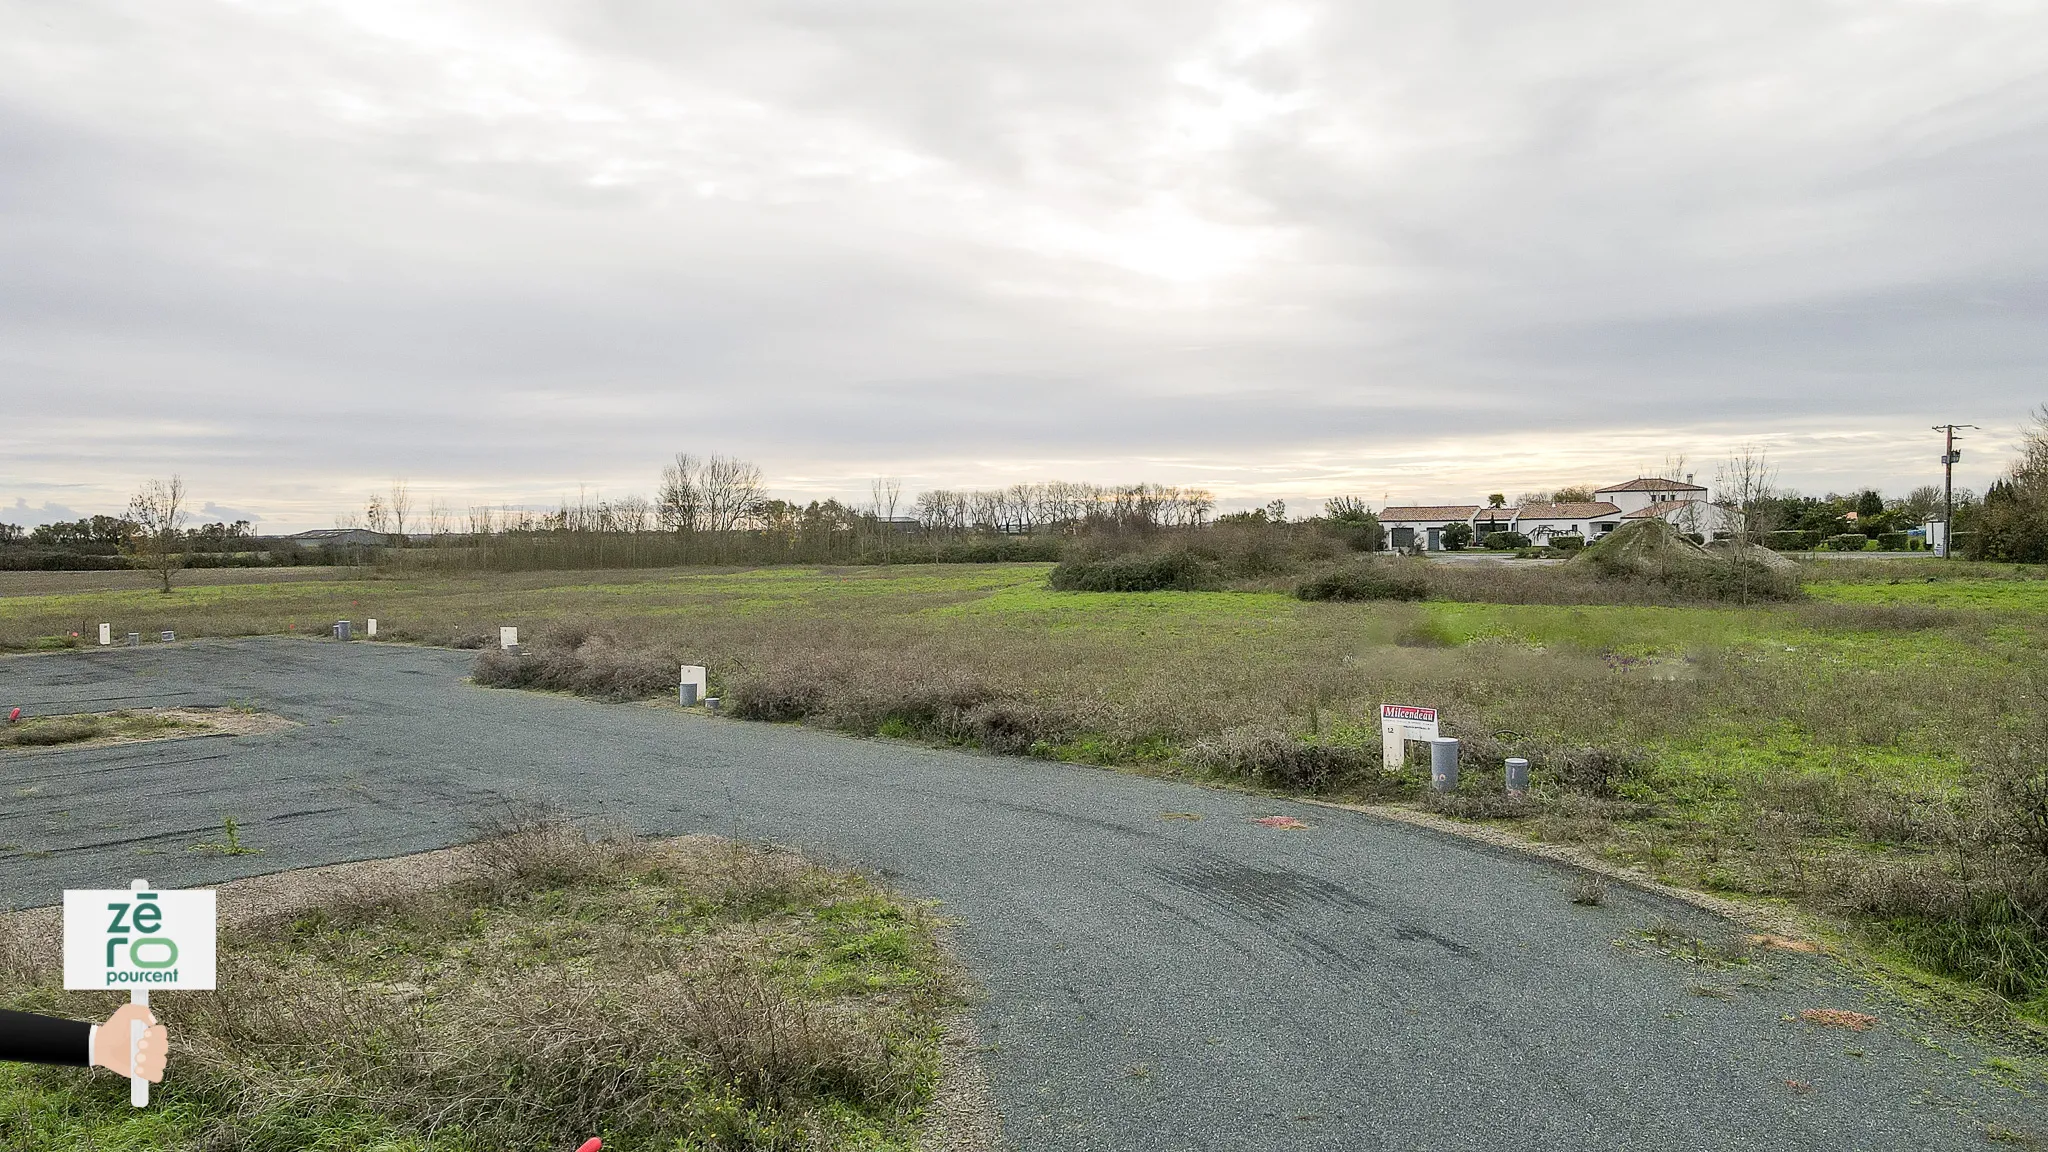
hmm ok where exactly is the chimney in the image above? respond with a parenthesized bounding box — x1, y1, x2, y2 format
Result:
(1685, 473, 1694, 486)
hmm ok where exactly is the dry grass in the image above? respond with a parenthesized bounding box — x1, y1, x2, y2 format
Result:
(0, 818, 959, 1151)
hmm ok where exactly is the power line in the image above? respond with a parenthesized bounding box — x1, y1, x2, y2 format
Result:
(1931, 423, 1979, 558)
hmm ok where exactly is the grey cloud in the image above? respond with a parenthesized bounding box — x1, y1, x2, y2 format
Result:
(0, 1, 2043, 528)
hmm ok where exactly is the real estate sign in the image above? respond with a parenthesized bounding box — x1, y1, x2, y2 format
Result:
(63, 887, 216, 991)
(1380, 704, 1440, 771)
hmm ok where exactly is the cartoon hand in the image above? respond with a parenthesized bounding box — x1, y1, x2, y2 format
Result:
(92, 1004, 168, 1082)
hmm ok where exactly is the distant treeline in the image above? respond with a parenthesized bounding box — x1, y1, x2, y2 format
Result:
(0, 516, 343, 571)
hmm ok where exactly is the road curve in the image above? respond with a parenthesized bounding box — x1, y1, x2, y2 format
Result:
(0, 639, 2035, 1150)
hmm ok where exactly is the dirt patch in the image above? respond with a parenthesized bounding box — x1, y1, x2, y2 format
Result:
(0, 706, 296, 755)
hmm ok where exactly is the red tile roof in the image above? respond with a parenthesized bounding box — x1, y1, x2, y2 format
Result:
(1595, 477, 1707, 493)
(1379, 505, 1480, 522)
(1622, 499, 1700, 520)
(1515, 501, 1621, 520)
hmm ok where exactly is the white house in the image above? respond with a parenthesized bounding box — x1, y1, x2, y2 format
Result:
(1510, 501, 1625, 544)
(1378, 476, 1738, 551)
(1378, 505, 1479, 552)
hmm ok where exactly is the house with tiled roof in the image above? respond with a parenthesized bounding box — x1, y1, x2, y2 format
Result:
(1377, 475, 1734, 552)
(1511, 501, 1625, 543)
(1378, 505, 1480, 552)
(1595, 477, 1731, 537)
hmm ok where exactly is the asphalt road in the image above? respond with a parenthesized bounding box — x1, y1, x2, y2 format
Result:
(1, 639, 2036, 1149)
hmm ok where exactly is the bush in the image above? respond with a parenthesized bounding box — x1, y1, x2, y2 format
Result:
(1047, 548, 1220, 592)
(1825, 533, 1870, 552)
(1294, 560, 1430, 602)
(1767, 530, 1816, 551)
(471, 624, 683, 701)
(1484, 531, 1531, 550)
(1877, 531, 1909, 551)
(1440, 522, 1473, 551)
(1547, 535, 1585, 554)
(1183, 724, 1368, 791)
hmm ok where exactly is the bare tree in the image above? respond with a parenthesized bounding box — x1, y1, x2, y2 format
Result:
(657, 453, 703, 533)
(1716, 445, 1779, 604)
(364, 494, 391, 535)
(126, 475, 187, 593)
(388, 479, 412, 543)
(871, 477, 903, 560)
(701, 454, 764, 534)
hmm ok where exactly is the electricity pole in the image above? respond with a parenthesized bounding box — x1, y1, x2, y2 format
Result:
(1932, 423, 1979, 558)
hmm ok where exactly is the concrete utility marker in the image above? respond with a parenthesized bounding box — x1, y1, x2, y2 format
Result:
(679, 664, 707, 707)
(499, 627, 518, 652)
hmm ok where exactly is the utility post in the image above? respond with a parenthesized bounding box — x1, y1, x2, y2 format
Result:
(1932, 423, 1979, 558)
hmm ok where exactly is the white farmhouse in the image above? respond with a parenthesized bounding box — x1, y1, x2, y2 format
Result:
(1377, 476, 1737, 552)
(1510, 501, 1624, 544)
(1595, 477, 1738, 539)
(1378, 505, 1479, 552)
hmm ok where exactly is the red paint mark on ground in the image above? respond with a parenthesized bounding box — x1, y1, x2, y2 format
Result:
(1255, 816, 1309, 830)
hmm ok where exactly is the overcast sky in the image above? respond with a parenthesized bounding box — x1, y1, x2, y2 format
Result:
(3, 1, 2044, 529)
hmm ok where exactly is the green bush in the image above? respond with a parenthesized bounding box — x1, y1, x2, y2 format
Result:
(1440, 523, 1473, 551)
(1877, 531, 1909, 552)
(1294, 561, 1429, 602)
(1047, 548, 1221, 592)
(1483, 531, 1531, 550)
(1825, 533, 1870, 552)
(1548, 535, 1585, 553)
(1767, 530, 1815, 551)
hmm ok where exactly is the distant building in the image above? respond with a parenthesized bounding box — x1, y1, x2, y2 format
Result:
(1377, 505, 1480, 552)
(286, 528, 391, 549)
(1512, 501, 1624, 544)
(1381, 477, 1730, 551)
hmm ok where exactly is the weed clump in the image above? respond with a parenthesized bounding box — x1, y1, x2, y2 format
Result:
(0, 820, 956, 1150)
(1184, 724, 1368, 791)
(1048, 547, 1220, 592)
(2, 715, 104, 746)
(471, 621, 678, 700)
(1294, 560, 1430, 602)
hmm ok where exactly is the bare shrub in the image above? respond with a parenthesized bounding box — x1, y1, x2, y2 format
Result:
(1294, 560, 1429, 602)
(662, 961, 911, 1110)
(1569, 875, 1610, 906)
(1184, 724, 1366, 791)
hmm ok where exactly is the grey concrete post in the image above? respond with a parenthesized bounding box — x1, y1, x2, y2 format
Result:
(159, 630, 175, 643)
(705, 696, 722, 713)
(679, 682, 699, 707)
(126, 632, 139, 647)
(1506, 757, 1530, 795)
(1430, 737, 1460, 792)
(335, 620, 352, 641)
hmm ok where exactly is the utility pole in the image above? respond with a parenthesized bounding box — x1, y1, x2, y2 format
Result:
(1932, 423, 1979, 558)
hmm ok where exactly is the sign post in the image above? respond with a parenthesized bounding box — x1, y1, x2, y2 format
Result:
(1379, 704, 1440, 771)
(63, 879, 216, 1107)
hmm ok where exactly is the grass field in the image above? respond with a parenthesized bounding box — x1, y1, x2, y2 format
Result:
(0, 824, 958, 1151)
(4, 559, 2047, 1032)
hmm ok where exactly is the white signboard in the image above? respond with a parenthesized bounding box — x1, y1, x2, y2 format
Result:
(500, 626, 518, 650)
(99, 623, 111, 646)
(63, 887, 216, 992)
(679, 664, 707, 699)
(1380, 704, 1441, 771)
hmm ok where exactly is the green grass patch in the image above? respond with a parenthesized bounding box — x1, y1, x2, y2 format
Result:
(0, 825, 958, 1151)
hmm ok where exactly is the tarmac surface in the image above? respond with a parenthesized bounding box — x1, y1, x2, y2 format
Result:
(1, 638, 2038, 1149)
